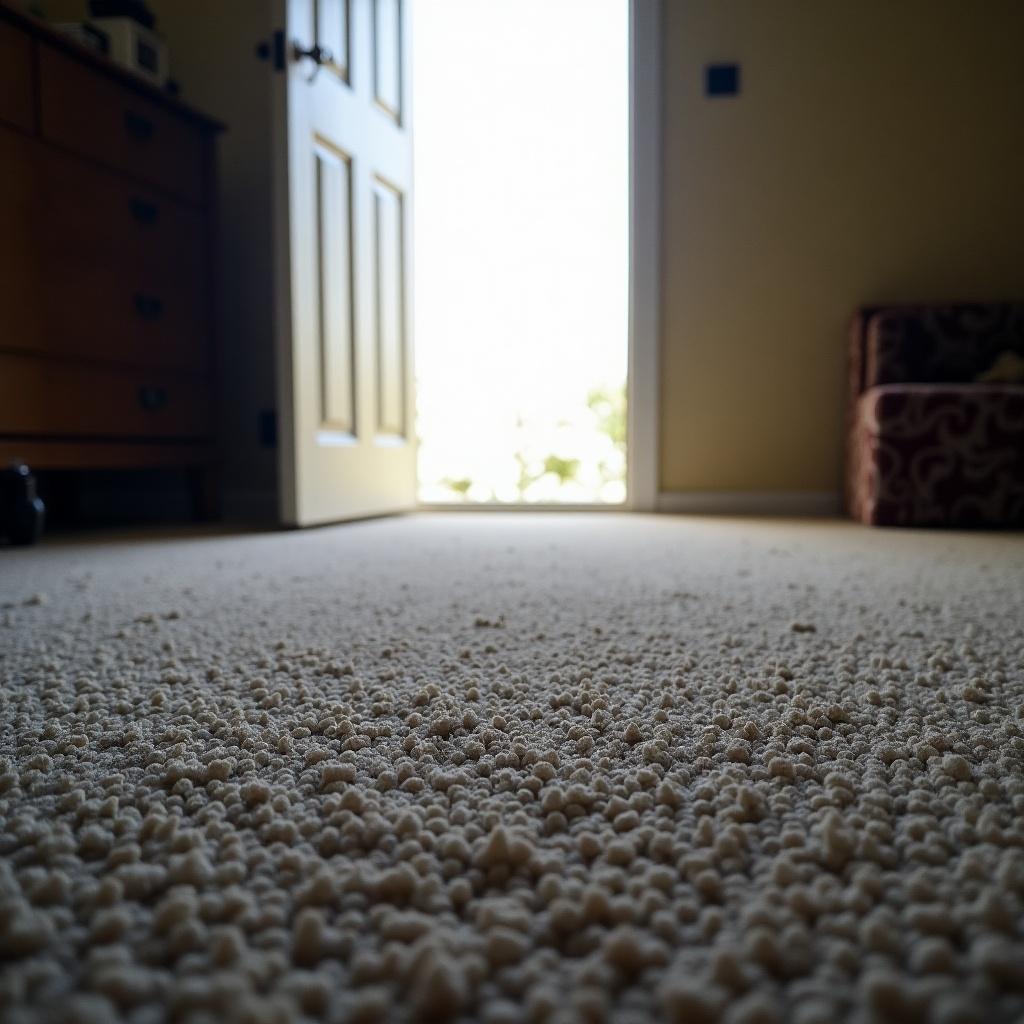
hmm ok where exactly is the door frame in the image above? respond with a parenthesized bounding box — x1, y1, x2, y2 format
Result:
(416, 0, 662, 513)
(625, 0, 661, 512)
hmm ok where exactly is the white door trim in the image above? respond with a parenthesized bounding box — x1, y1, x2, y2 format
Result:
(625, 0, 661, 512)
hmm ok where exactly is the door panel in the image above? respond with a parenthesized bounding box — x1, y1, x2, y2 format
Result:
(373, 177, 406, 438)
(315, 0, 350, 84)
(277, 0, 414, 525)
(315, 141, 356, 435)
(373, 0, 402, 124)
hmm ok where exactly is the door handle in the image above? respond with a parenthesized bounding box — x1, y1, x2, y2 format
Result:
(292, 41, 333, 82)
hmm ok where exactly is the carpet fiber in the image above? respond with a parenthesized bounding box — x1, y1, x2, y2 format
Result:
(1, 515, 1023, 1024)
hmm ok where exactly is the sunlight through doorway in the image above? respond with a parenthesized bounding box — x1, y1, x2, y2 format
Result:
(412, 0, 629, 504)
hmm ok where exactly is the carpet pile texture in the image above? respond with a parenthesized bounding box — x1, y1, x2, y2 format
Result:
(1, 515, 1023, 1024)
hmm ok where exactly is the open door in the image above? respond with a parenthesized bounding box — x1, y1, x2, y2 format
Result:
(273, 0, 415, 526)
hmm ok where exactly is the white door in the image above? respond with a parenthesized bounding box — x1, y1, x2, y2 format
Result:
(273, 0, 415, 526)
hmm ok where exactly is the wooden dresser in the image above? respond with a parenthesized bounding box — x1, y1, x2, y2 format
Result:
(0, 4, 222, 514)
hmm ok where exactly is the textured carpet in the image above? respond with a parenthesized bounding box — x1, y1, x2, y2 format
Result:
(1, 514, 1023, 1024)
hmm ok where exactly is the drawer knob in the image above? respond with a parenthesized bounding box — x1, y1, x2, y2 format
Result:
(138, 386, 167, 411)
(124, 111, 155, 142)
(134, 293, 163, 320)
(130, 198, 159, 225)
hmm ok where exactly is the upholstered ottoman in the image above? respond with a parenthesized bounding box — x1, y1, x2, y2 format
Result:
(846, 304, 1024, 527)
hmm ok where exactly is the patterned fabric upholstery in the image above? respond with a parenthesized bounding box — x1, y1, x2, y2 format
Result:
(863, 304, 1024, 389)
(846, 304, 1024, 527)
(849, 384, 1024, 526)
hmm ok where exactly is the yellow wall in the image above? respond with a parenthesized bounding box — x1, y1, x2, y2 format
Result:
(659, 0, 1024, 494)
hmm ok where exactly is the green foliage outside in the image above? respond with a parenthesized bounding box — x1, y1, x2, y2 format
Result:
(587, 385, 626, 450)
(542, 455, 581, 485)
(441, 477, 473, 496)
(441, 383, 626, 501)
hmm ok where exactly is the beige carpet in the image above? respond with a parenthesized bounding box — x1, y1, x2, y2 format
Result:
(1, 514, 1023, 1024)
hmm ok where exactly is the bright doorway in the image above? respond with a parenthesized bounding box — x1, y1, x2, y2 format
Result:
(412, 0, 630, 505)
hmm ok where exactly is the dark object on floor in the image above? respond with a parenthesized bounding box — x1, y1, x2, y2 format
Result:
(0, 463, 45, 546)
(846, 303, 1024, 527)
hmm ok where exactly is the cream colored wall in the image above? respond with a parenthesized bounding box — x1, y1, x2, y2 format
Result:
(659, 0, 1024, 495)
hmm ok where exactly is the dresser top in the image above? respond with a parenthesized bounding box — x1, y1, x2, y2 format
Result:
(0, 1, 224, 133)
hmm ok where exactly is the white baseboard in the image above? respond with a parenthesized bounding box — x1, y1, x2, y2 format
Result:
(657, 490, 841, 517)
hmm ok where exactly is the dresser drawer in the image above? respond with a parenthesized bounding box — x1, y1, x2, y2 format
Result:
(38, 45, 205, 204)
(41, 147, 210, 371)
(0, 129, 210, 372)
(0, 19, 34, 133)
(0, 354, 211, 438)
(0, 127, 37, 349)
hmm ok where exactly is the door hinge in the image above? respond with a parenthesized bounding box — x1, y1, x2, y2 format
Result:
(255, 30, 286, 72)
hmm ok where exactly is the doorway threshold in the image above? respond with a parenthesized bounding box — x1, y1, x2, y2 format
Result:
(417, 502, 629, 513)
